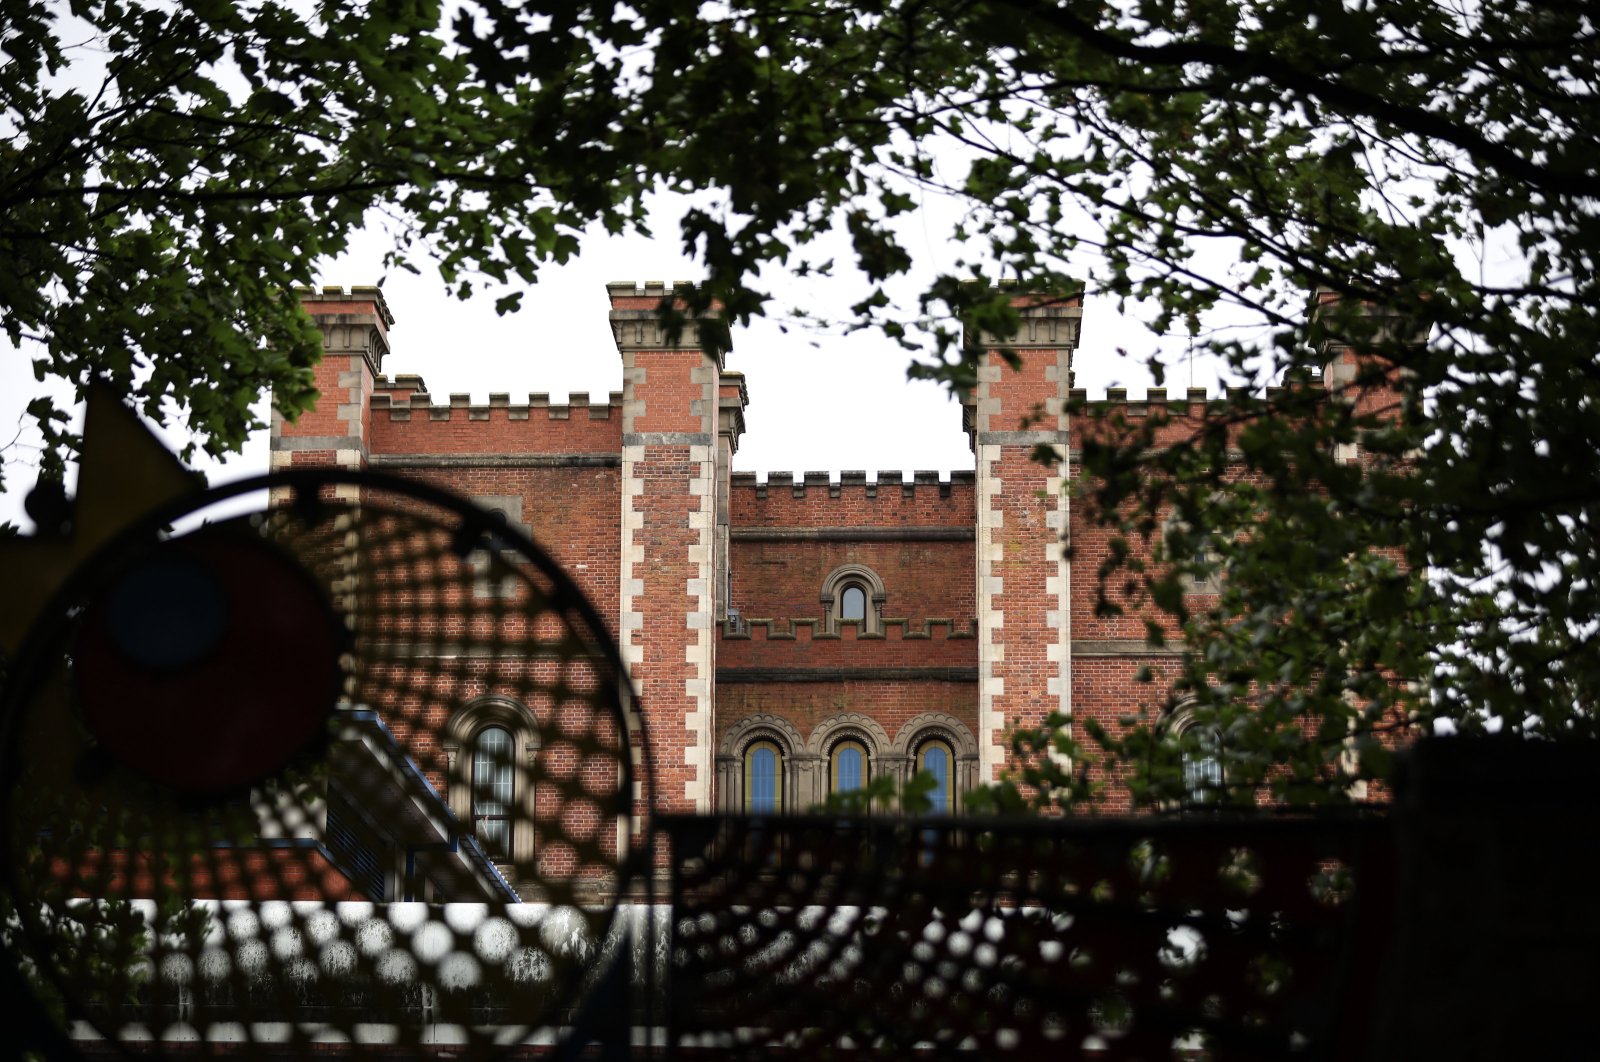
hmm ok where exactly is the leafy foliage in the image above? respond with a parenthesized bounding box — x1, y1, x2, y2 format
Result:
(6, 1, 1596, 803)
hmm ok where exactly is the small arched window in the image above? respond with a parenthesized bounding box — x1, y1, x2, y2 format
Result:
(831, 739, 868, 794)
(820, 564, 885, 635)
(745, 740, 783, 814)
(839, 584, 867, 623)
(917, 740, 955, 814)
(472, 725, 515, 860)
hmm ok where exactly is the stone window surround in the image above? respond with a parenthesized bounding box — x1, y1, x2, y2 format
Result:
(890, 713, 981, 814)
(715, 714, 807, 814)
(1162, 510, 1224, 596)
(820, 563, 887, 635)
(1163, 703, 1223, 805)
(442, 696, 541, 875)
(468, 494, 530, 599)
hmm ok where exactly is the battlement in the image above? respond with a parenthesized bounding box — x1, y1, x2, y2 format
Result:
(722, 616, 979, 641)
(368, 388, 625, 423)
(1070, 384, 1323, 413)
(730, 470, 975, 499)
(295, 284, 395, 327)
(361, 385, 626, 457)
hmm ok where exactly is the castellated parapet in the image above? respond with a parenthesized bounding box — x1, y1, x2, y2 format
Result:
(730, 470, 975, 499)
(368, 384, 626, 422)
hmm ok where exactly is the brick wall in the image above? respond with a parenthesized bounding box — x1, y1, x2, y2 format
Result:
(269, 281, 1400, 848)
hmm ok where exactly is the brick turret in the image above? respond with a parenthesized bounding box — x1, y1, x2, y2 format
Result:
(273, 286, 394, 498)
(1311, 289, 1421, 463)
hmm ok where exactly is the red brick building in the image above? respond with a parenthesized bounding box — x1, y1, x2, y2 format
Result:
(275, 281, 1322, 895)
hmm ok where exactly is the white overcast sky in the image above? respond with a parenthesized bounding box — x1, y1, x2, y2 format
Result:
(2, 186, 1221, 532)
(0, 4, 1251, 532)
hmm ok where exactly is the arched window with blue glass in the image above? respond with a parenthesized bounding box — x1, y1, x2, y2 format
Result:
(916, 739, 955, 814)
(830, 739, 869, 795)
(744, 739, 783, 814)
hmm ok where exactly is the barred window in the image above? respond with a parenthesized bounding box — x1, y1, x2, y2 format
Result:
(472, 726, 515, 860)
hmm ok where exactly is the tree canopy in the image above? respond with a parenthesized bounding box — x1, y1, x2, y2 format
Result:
(5, 0, 1596, 805)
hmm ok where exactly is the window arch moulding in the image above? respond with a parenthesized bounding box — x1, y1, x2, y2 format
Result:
(806, 712, 892, 805)
(1163, 703, 1224, 808)
(442, 696, 541, 880)
(716, 713, 806, 814)
(891, 712, 980, 812)
(820, 563, 887, 636)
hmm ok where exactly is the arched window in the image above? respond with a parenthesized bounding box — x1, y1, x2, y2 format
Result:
(820, 564, 886, 635)
(831, 739, 868, 794)
(443, 697, 539, 876)
(472, 725, 514, 860)
(917, 739, 955, 814)
(839, 584, 867, 623)
(745, 740, 783, 814)
(1182, 728, 1223, 803)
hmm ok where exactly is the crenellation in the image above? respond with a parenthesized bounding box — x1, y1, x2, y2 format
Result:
(363, 389, 626, 426)
(723, 469, 978, 498)
(724, 615, 977, 641)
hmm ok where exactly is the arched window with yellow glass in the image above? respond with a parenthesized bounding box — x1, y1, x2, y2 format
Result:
(744, 739, 783, 814)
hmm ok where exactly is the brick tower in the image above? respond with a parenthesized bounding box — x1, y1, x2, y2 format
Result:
(610, 282, 733, 815)
(966, 292, 1079, 783)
